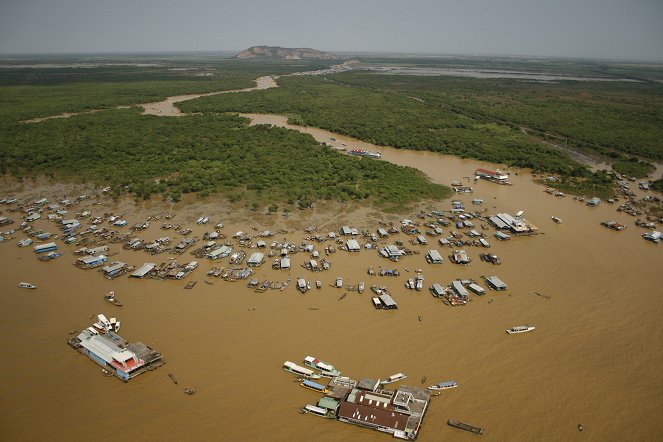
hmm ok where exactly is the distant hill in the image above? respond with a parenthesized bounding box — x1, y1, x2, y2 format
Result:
(234, 46, 336, 60)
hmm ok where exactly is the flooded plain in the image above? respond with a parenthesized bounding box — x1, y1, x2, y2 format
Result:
(3, 72, 663, 441)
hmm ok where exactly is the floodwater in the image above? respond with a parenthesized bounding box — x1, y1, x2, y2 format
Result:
(2, 77, 663, 442)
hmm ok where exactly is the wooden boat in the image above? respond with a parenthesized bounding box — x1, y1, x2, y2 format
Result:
(506, 325, 535, 334)
(380, 373, 407, 384)
(304, 356, 341, 377)
(428, 380, 458, 390)
(283, 361, 322, 379)
(103, 291, 123, 306)
(299, 404, 336, 419)
(18, 282, 37, 289)
(448, 419, 484, 435)
(300, 379, 329, 394)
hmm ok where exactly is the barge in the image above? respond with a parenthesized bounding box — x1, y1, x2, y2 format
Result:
(448, 419, 484, 435)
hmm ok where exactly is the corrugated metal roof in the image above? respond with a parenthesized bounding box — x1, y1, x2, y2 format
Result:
(102, 262, 125, 273)
(379, 294, 397, 306)
(452, 280, 469, 297)
(131, 263, 156, 277)
(486, 276, 507, 289)
(427, 250, 443, 262)
(346, 239, 360, 250)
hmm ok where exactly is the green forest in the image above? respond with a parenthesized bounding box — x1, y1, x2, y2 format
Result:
(2, 56, 662, 206)
(180, 75, 585, 175)
(0, 108, 449, 209)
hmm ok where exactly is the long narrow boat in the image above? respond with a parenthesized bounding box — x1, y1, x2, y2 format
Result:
(304, 356, 341, 377)
(299, 404, 336, 419)
(18, 282, 37, 289)
(283, 361, 322, 379)
(506, 325, 535, 334)
(428, 380, 458, 390)
(300, 379, 329, 394)
(380, 372, 407, 384)
(448, 419, 484, 435)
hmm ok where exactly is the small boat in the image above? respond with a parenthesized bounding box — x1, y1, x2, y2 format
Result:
(380, 373, 407, 384)
(428, 380, 458, 390)
(18, 282, 37, 289)
(304, 356, 341, 377)
(103, 291, 123, 306)
(358, 281, 365, 293)
(506, 325, 535, 334)
(552, 216, 563, 224)
(415, 275, 424, 291)
(299, 404, 336, 419)
(448, 419, 484, 435)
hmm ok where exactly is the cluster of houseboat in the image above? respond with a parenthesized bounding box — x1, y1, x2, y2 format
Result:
(541, 173, 662, 242)
(283, 357, 435, 440)
(1, 192, 531, 311)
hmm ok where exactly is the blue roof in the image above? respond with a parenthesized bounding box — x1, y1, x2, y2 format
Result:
(303, 379, 325, 389)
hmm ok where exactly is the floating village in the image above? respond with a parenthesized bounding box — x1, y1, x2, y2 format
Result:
(2, 165, 661, 439)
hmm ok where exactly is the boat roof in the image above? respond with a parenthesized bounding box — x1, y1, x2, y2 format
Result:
(305, 404, 327, 414)
(302, 379, 325, 389)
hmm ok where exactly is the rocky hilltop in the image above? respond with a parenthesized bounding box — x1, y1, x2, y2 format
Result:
(235, 46, 336, 60)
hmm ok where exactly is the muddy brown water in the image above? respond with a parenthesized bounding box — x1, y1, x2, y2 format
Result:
(3, 80, 663, 441)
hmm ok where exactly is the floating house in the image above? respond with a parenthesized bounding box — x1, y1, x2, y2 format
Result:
(426, 250, 443, 264)
(643, 231, 661, 243)
(67, 326, 164, 382)
(486, 276, 508, 291)
(247, 252, 265, 267)
(450, 249, 471, 265)
(34, 242, 57, 254)
(337, 386, 431, 440)
(475, 168, 510, 184)
(451, 280, 469, 298)
(467, 283, 485, 295)
(131, 263, 156, 278)
(207, 245, 232, 260)
(102, 262, 129, 279)
(377, 228, 389, 238)
(346, 239, 361, 252)
(379, 294, 398, 309)
(489, 212, 538, 236)
(280, 257, 291, 269)
(380, 245, 404, 261)
(430, 283, 446, 298)
(340, 226, 358, 236)
(76, 254, 108, 269)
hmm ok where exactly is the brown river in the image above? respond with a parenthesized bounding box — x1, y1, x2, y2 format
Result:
(2, 72, 662, 441)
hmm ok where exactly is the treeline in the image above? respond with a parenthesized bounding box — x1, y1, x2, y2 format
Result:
(0, 59, 337, 123)
(0, 109, 449, 208)
(179, 75, 584, 175)
(329, 72, 663, 161)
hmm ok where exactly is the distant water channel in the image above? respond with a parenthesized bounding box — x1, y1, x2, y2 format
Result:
(363, 66, 640, 82)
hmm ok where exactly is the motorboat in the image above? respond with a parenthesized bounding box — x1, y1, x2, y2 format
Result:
(428, 380, 458, 390)
(506, 325, 535, 334)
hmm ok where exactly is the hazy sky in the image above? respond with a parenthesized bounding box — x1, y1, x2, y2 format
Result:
(1, 0, 662, 60)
